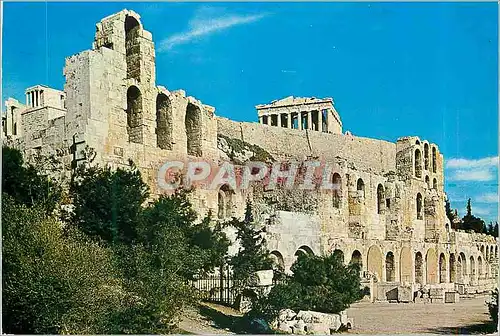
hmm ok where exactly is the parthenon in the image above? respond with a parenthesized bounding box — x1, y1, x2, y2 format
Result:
(256, 96, 342, 134)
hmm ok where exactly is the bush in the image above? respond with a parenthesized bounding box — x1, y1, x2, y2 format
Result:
(2, 145, 62, 214)
(69, 161, 149, 245)
(2, 194, 125, 334)
(488, 288, 498, 325)
(250, 253, 363, 322)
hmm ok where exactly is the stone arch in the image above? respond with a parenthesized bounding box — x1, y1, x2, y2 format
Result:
(156, 93, 173, 150)
(270, 250, 285, 271)
(424, 143, 429, 170)
(470, 256, 476, 280)
(385, 251, 395, 282)
(478, 256, 483, 278)
(367, 245, 383, 281)
(432, 178, 437, 190)
(332, 249, 344, 263)
(439, 253, 447, 283)
(432, 146, 437, 173)
(416, 193, 423, 220)
(414, 148, 422, 178)
(400, 247, 412, 284)
(295, 245, 314, 257)
(459, 252, 467, 281)
(350, 250, 363, 267)
(377, 184, 385, 214)
(425, 175, 430, 188)
(415, 252, 424, 284)
(449, 253, 456, 283)
(357, 178, 365, 197)
(217, 184, 233, 219)
(185, 102, 202, 157)
(125, 15, 141, 81)
(426, 248, 438, 284)
(332, 173, 342, 208)
(126, 85, 143, 144)
(480, 245, 485, 256)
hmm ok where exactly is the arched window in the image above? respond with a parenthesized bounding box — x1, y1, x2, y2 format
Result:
(125, 15, 141, 81)
(332, 173, 342, 208)
(414, 149, 422, 178)
(478, 256, 483, 279)
(217, 185, 233, 219)
(424, 143, 429, 170)
(270, 251, 285, 271)
(415, 252, 424, 284)
(432, 178, 437, 190)
(156, 93, 173, 150)
(470, 256, 476, 279)
(295, 245, 314, 259)
(439, 253, 447, 283)
(416, 193, 423, 220)
(432, 147, 437, 173)
(385, 252, 395, 282)
(377, 184, 384, 214)
(185, 103, 202, 157)
(126, 86, 143, 144)
(351, 250, 362, 265)
(425, 175, 430, 188)
(357, 178, 365, 198)
(449, 253, 456, 283)
(333, 249, 344, 263)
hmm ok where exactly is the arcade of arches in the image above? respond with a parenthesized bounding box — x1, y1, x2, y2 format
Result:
(268, 243, 498, 287)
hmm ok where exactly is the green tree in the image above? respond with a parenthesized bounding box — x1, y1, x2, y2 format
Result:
(2, 145, 62, 214)
(461, 198, 486, 233)
(68, 161, 149, 245)
(493, 222, 499, 237)
(228, 201, 276, 285)
(2, 194, 125, 334)
(487, 288, 498, 325)
(445, 198, 457, 229)
(139, 189, 230, 280)
(250, 252, 363, 322)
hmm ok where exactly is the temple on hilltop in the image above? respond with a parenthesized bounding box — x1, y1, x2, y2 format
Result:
(3, 9, 497, 304)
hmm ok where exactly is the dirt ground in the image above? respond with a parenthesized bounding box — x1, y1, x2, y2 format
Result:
(346, 295, 497, 334)
(179, 295, 497, 334)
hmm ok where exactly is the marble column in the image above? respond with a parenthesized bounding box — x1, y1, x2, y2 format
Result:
(298, 113, 302, 130)
(287, 113, 292, 128)
(319, 110, 324, 132)
(307, 111, 312, 130)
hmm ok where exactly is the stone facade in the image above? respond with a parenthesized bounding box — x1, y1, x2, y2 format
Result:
(2, 9, 498, 301)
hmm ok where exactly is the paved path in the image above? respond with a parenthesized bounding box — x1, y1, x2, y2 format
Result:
(346, 295, 496, 334)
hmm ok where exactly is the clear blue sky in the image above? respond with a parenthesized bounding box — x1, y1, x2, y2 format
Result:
(2, 2, 498, 222)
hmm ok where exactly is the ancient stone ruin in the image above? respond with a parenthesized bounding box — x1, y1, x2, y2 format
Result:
(2, 9, 498, 303)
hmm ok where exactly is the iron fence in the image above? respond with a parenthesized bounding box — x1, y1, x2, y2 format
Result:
(189, 268, 242, 307)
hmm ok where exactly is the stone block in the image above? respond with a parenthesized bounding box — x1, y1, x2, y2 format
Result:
(398, 285, 412, 302)
(247, 270, 274, 287)
(444, 291, 459, 303)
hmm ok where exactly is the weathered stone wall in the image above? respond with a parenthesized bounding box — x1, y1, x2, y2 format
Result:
(217, 117, 397, 175)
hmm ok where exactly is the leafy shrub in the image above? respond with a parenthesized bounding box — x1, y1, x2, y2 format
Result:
(250, 253, 363, 322)
(2, 145, 62, 214)
(2, 194, 124, 334)
(488, 288, 498, 325)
